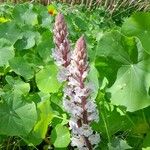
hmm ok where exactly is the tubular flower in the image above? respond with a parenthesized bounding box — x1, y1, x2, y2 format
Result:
(52, 12, 71, 82)
(63, 36, 100, 150)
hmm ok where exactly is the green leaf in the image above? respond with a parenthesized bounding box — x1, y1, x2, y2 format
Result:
(13, 3, 38, 26)
(96, 31, 137, 64)
(36, 65, 61, 93)
(88, 63, 99, 100)
(14, 31, 37, 50)
(25, 93, 53, 145)
(130, 110, 149, 135)
(74, 16, 88, 31)
(60, 114, 69, 126)
(51, 124, 70, 148)
(100, 77, 109, 90)
(23, 52, 43, 71)
(97, 31, 150, 111)
(0, 22, 21, 44)
(9, 57, 34, 80)
(122, 12, 150, 54)
(34, 93, 53, 139)
(108, 138, 132, 150)
(92, 103, 133, 139)
(36, 31, 54, 63)
(0, 38, 14, 66)
(107, 61, 150, 112)
(0, 92, 37, 136)
(143, 132, 150, 147)
(0, 88, 4, 96)
(143, 148, 150, 150)
(34, 4, 53, 29)
(5, 76, 30, 95)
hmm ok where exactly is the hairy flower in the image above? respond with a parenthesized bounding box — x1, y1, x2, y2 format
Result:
(52, 13, 71, 82)
(71, 134, 86, 148)
(88, 133, 101, 145)
(64, 36, 100, 150)
(52, 13, 100, 150)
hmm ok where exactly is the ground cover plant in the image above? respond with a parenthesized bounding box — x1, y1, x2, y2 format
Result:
(0, 1, 150, 150)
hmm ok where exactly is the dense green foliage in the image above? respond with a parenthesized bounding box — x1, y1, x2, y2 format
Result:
(0, 2, 150, 150)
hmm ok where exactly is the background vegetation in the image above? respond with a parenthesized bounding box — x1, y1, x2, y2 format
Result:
(0, 0, 150, 150)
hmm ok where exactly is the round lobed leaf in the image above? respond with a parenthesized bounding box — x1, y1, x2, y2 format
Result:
(0, 92, 37, 136)
(51, 124, 70, 148)
(36, 65, 61, 93)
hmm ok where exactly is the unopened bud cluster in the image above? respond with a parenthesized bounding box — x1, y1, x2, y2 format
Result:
(52, 13, 100, 150)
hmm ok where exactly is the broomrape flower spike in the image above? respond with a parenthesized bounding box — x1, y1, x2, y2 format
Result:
(52, 12, 71, 82)
(66, 36, 100, 150)
(52, 13, 100, 150)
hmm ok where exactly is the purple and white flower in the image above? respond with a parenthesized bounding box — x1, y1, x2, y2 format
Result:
(53, 13, 100, 150)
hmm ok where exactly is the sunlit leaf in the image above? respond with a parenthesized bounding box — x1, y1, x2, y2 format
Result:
(88, 63, 99, 100)
(34, 93, 53, 139)
(0, 17, 10, 23)
(51, 124, 70, 148)
(36, 65, 61, 93)
(97, 31, 150, 111)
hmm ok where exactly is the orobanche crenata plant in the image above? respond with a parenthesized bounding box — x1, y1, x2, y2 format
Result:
(52, 13, 100, 150)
